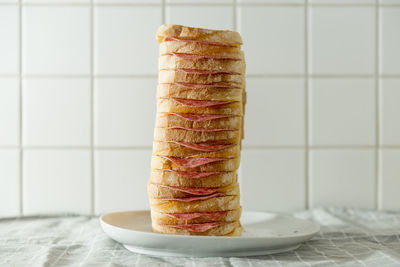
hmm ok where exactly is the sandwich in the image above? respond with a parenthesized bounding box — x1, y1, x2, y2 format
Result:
(148, 24, 246, 236)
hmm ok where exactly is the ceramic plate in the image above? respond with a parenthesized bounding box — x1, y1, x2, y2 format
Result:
(100, 210, 320, 257)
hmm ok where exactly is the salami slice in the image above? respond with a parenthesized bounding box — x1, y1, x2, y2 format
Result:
(161, 156, 228, 168)
(166, 211, 227, 220)
(161, 169, 219, 179)
(170, 98, 235, 107)
(167, 53, 240, 60)
(166, 141, 233, 152)
(161, 192, 225, 202)
(167, 127, 234, 132)
(178, 68, 235, 75)
(165, 36, 237, 47)
(171, 82, 238, 89)
(157, 184, 218, 196)
(163, 222, 224, 232)
(165, 112, 235, 122)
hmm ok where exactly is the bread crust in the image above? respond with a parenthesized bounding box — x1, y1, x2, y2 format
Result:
(150, 169, 237, 188)
(157, 84, 243, 101)
(155, 113, 241, 130)
(149, 195, 240, 213)
(152, 141, 240, 158)
(152, 220, 240, 236)
(154, 127, 241, 144)
(157, 98, 243, 115)
(159, 54, 244, 73)
(156, 24, 242, 45)
(151, 156, 240, 172)
(151, 207, 242, 225)
(159, 70, 243, 86)
(160, 41, 242, 58)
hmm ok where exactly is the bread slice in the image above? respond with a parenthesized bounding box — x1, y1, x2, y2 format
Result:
(159, 54, 244, 73)
(157, 98, 243, 116)
(148, 182, 240, 199)
(224, 224, 243, 236)
(154, 127, 241, 144)
(150, 169, 237, 188)
(152, 220, 240, 236)
(151, 207, 242, 225)
(152, 141, 240, 158)
(151, 156, 240, 172)
(159, 70, 243, 86)
(156, 24, 242, 45)
(157, 84, 242, 102)
(149, 195, 240, 213)
(155, 113, 241, 130)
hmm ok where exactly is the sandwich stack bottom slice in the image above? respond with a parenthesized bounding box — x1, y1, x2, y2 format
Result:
(148, 24, 246, 236)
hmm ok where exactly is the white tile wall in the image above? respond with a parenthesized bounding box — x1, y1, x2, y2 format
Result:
(0, 0, 399, 217)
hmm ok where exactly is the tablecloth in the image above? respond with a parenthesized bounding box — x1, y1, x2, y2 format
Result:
(1, 207, 400, 267)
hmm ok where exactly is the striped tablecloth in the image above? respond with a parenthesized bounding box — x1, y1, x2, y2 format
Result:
(1, 207, 400, 266)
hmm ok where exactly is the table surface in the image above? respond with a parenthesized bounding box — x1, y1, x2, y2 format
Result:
(1, 207, 400, 267)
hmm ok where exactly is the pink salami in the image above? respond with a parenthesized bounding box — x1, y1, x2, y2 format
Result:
(178, 68, 235, 75)
(161, 156, 228, 168)
(162, 169, 219, 178)
(166, 211, 227, 220)
(165, 36, 237, 47)
(168, 53, 239, 60)
(166, 112, 234, 122)
(164, 222, 224, 232)
(172, 82, 238, 89)
(167, 127, 234, 132)
(170, 98, 234, 107)
(157, 184, 218, 195)
(166, 141, 233, 152)
(161, 192, 225, 202)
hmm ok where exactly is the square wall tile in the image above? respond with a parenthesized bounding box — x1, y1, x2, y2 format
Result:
(94, 78, 156, 147)
(96, 0, 160, 2)
(380, 8, 400, 75)
(94, 6, 161, 75)
(168, 0, 231, 3)
(380, 149, 400, 210)
(23, 150, 91, 215)
(23, 78, 91, 146)
(238, 6, 304, 74)
(0, 150, 19, 217)
(241, 149, 305, 212)
(24, 0, 89, 2)
(244, 78, 305, 146)
(311, 0, 374, 3)
(310, 78, 375, 146)
(309, 7, 375, 74)
(0, 78, 19, 146)
(381, 79, 400, 145)
(95, 150, 151, 214)
(166, 6, 234, 30)
(0, 6, 19, 74)
(238, 0, 303, 3)
(23, 6, 90, 75)
(310, 149, 376, 209)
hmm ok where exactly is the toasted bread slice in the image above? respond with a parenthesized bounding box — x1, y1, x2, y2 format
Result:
(154, 127, 241, 144)
(156, 24, 242, 45)
(160, 41, 242, 58)
(155, 113, 241, 130)
(157, 98, 243, 116)
(148, 182, 240, 199)
(149, 195, 240, 213)
(151, 156, 240, 172)
(152, 141, 240, 158)
(159, 70, 243, 86)
(157, 84, 242, 101)
(152, 220, 240, 236)
(151, 207, 242, 225)
(224, 224, 242, 236)
(159, 54, 244, 73)
(150, 169, 237, 188)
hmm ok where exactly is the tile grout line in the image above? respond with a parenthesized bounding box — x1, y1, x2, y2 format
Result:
(18, 0, 23, 216)
(233, 0, 237, 31)
(90, 0, 95, 216)
(161, 0, 165, 24)
(304, 0, 310, 210)
(375, 0, 380, 210)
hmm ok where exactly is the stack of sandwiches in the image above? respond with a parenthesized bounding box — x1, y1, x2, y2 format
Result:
(148, 24, 246, 236)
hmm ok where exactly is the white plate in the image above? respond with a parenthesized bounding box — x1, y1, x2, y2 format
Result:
(100, 210, 320, 257)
